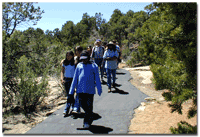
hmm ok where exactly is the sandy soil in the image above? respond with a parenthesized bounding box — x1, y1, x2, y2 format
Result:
(118, 63, 197, 134)
(2, 63, 197, 134)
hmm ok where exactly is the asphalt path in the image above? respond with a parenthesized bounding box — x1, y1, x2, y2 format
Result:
(26, 68, 148, 135)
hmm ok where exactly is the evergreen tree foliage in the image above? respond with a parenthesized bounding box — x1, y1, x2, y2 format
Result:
(3, 3, 197, 134)
(16, 55, 48, 115)
(132, 3, 197, 134)
(170, 121, 197, 134)
(2, 2, 44, 37)
(61, 21, 77, 47)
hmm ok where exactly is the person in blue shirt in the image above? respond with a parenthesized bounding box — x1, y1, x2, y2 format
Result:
(69, 50, 102, 129)
(102, 41, 119, 93)
(61, 51, 76, 117)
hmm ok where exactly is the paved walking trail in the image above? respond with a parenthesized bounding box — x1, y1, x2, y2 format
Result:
(26, 69, 148, 134)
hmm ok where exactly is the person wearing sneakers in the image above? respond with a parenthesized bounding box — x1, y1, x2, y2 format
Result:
(91, 39, 105, 83)
(102, 41, 119, 93)
(71, 46, 83, 117)
(61, 51, 76, 117)
(69, 50, 102, 129)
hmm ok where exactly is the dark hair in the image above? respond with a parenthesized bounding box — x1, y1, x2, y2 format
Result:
(102, 42, 107, 46)
(80, 50, 92, 63)
(81, 50, 90, 58)
(76, 46, 83, 52)
(63, 51, 74, 66)
(74, 46, 83, 57)
(107, 44, 116, 51)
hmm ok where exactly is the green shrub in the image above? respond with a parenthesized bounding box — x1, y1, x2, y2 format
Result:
(121, 46, 130, 59)
(170, 121, 197, 134)
(17, 55, 48, 115)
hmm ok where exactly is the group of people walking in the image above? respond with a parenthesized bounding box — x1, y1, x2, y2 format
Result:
(60, 39, 121, 129)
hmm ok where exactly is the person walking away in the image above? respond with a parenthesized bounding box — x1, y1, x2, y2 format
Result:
(61, 51, 76, 117)
(102, 41, 119, 93)
(69, 50, 102, 129)
(91, 39, 105, 83)
(71, 46, 83, 116)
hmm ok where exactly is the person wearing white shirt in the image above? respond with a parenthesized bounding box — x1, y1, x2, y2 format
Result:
(61, 51, 76, 117)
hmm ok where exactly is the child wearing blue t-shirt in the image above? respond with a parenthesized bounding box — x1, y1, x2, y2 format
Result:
(61, 51, 76, 117)
(69, 50, 102, 129)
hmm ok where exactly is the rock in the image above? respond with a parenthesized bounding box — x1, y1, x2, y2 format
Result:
(138, 106, 146, 111)
(45, 105, 65, 117)
(57, 100, 67, 106)
(145, 97, 156, 101)
(45, 111, 53, 116)
(60, 97, 67, 100)
(158, 97, 165, 101)
(141, 102, 146, 106)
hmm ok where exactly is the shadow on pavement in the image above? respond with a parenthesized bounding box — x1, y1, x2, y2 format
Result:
(92, 113, 102, 121)
(116, 72, 126, 75)
(112, 87, 129, 95)
(113, 83, 122, 87)
(69, 112, 102, 121)
(77, 125, 113, 134)
(101, 80, 107, 85)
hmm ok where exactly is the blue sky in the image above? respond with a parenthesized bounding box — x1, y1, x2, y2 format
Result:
(16, 2, 152, 32)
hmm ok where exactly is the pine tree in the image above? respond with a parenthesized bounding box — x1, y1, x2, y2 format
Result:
(133, 3, 197, 134)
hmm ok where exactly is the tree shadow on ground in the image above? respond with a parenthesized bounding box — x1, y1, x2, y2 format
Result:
(112, 87, 129, 95)
(77, 125, 113, 134)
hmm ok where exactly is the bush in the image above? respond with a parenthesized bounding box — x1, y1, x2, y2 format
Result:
(16, 55, 48, 115)
(121, 46, 130, 59)
(126, 49, 146, 67)
(170, 121, 197, 134)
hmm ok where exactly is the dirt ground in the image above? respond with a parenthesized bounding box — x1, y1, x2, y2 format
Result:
(2, 63, 197, 134)
(118, 63, 197, 134)
(2, 77, 67, 134)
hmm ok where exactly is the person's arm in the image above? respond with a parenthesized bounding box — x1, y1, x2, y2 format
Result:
(118, 48, 121, 58)
(110, 56, 118, 60)
(103, 50, 113, 61)
(94, 64, 102, 96)
(102, 50, 107, 67)
(74, 56, 79, 66)
(69, 66, 79, 95)
(115, 50, 119, 58)
(107, 52, 118, 61)
(91, 47, 95, 59)
(61, 66, 65, 84)
(60, 59, 65, 66)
